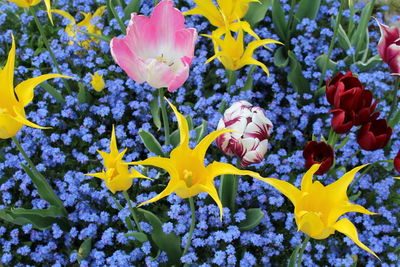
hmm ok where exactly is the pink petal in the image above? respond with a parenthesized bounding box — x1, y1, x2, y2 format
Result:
(166, 65, 190, 92)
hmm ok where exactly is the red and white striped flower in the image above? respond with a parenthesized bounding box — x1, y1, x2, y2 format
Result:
(216, 101, 273, 167)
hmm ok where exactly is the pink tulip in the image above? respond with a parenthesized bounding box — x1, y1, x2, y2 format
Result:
(110, 0, 197, 92)
(377, 20, 400, 76)
(216, 101, 273, 167)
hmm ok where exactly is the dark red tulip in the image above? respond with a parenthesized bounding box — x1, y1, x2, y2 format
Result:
(329, 109, 354, 134)
(303, 141, 334, 175)
(394, 150, 400, 173)
(357, 119, 392, 151)
(326, 71, 364, 109)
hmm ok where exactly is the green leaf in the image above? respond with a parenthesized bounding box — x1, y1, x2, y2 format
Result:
(239, 208, 265, 231)
(195, 119, 208, 144)
(337, 23, 353, 52)
(139, 129, 164, 156)
(40, 83, 66, 104)
(288, 245, 301, 267)
(271, 0, 288, 42)
(111, 195, 135, 231)
(354, 54, 382, 72)
(77, 237, 92, 263)
(218, 175, 237, 212)
(349, 191, 362, 202)
(123, 0, 141, 20)
(335, 135, 351, 150)
(149, 97, 162, 130)
(77, 82, 88, 104)
(108, 0, 127, 34)
(244, 0, 272, 26)
(20, 164, 66, 213)
(389, 108, 400, 128)
(315, 54, 338, 72)
(287, 51, 309, 93)
(138, 208, 182, 264)
(186, 115, 194, 130)
(351, 0, 375, 58)
(77, 30, 111, 43)
(293, 0, 321, 27)
(0, 209, 60, 230)
(273, 47, 289, 68)
(124, 231, 148, 242)
(242, 66, 256, 91)
(169, 129, 180, 147)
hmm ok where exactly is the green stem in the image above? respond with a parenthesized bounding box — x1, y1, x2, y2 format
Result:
(287, 0, 297, 32)
(388, 78, 400, 120)
(12, 136, 41, 178)
(182, 197, 196, 258)
(109, 0, 127, 34)
(111, 195, 135, 231)
(122, 191, 143, 233)
(29, 7, 71, 94)
(296, 235, 310, 267)
(317, 0, 346, 89)
(159, 88, 170, 146)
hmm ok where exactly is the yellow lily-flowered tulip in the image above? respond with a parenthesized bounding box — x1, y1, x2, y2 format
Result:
(204, 28, 282, 75)
(86, 126, 150, 194)
(90, 72, 105, 92)
(9, 0, 53, 24)
(184, 0, 259, 28)
(52, 6, 106, 49)
(129, 99, 267, 219)
(264, 164, 379, 259)
(0, 35, 72, 139)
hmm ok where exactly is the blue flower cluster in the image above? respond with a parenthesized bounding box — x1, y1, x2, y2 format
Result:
(0, 0, 398, 266)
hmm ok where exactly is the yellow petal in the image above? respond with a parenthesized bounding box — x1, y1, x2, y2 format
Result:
(8, 0, 40, 8)
(327, 203, 377, 226)
(51, 9, 76, 24)
(300, 164, 321, 192)
(110, 125, 119, 156)
(84, 172, 106, 180)
(296, 211, 333, 239)
(129, 167, 152, 180)
(0, 34, 17, 105)
(239, 56, 270, 75)
(12, 106, 50, 130)
(44, 0, 53, 24)
(333, 218, 380, 260)
(206, 161, 269, 182)
(326, 164, 368, 198)
(198, 183, 224, 220)
(129, 157, 180, 180)
(0, 113, 24, 139)
(165, 98, 190, 147)
(263, 177, 302, 207)
(14, 74, 73, 107)
(138, 179, 181, 207)
(183, 0, 223, 27)
(93, 5, 107, 18)
(194, 129, 233, 160)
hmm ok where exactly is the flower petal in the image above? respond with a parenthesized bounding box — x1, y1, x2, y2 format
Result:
(194, 129, 234, 161)
(165, 99, 190, 147)
(300, 163, 321, 192)
(206, 161, 268, 183)
(326, 164, 368, 198)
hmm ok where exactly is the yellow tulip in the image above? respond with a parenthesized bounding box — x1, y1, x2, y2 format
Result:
(9, 0, 53, 24)
(184, 0, 259, 28)
(52, 6, 106, 49)
(90, 72, 105, 92)
(86, 126, 150, 194)
(0, 35, 72, 139)
(204, 28, 281, 75)
(129, 99, 267, 219)
(264, 164, 379, 259)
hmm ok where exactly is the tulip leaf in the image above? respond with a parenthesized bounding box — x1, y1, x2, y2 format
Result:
(20, 164, 66, 214)
(77, 30, 111, 43)
(337, 23, 353, 52)
(123, 0, 141, 20)
(139, 129, 164, 156)
(355, 54, 381, 72)
(149, 97, 162, 130)
(287, 51, 309, 93)
(0, 209, 61, 230)
(124, 232, 148, 242)
(40, 83, 66, 104)
(335, 135, 351, 150)
(293, 0, 321, 28)
(389, 108, 400, 128)
(110, 195, 135, 231)
(273, 47, 289, 68)
(239, 208, 265, 231)
(351, 0, 375, 58)
(195, 119, 208, 144)
(242, 65, 256, 91)
(244, 0, 272, 26)
(218, 175, 237, 212)
(77, 82, 89, 104)
(138, 208, 182, 265)
(288, 244, 301, 267)
(169, 129, 179, 147)
(315, 54, 338, 72)
(272, 0, 288, 42)
(77, 237, 92, 263)
(108, 0, 127, 34)
(349, 191, 362, 202)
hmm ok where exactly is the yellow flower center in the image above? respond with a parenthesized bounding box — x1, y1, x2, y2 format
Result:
(183, 169, 193, 187)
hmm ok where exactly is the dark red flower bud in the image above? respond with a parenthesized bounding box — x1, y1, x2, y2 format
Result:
(394, 150, 400, 173)
(326, 71, 364, 108)
(303, 141, 334, 175)
(357, 119, 392, 151)
(329, 109, 354, 134)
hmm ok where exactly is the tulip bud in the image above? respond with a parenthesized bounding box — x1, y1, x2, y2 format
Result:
(303, 141, 334, 175)
(357, 119, 392, 151)
(394, 150, 400, 173)
(376, 20, 400, 76)
(216, 101, 273, 167)
(90, 72, 105, 92)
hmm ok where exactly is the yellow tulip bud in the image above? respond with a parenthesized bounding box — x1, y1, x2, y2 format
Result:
(90, 72, 105, 92)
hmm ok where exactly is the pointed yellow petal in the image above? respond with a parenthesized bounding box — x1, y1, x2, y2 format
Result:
(110, 125, 119, 156)
(85, 172, 106, 180)
(12, 106, 50, 130)
(333, 218, 380, 260)
(206, 161, 270, 183)
(93, 6, 107, 18)
(300, 164, 321, 192)
(327, 203, 377, 226)
(265, 178, 301, 206)
(129, 167, 152, 180)
(14, 74, 73, 106)
(194, 129, 233, 160)
(51, 9, 76, 24)
(0, 35, 17, 103)
(137, 179, 180, 207)
(198, 183, 224, 220)
(326, 164, 368, 197)
(165, 99, 190, 147)
(239, 56, 270, 75)
(183, 0, 222, 27)
(44, 0, 53, 24)
(129, 157, 179, 179)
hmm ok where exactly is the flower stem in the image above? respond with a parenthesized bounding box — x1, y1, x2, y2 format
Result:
(12, 136, 41, 178)
(122, 190, 143, 233)
(317, 0, 346, 89)
(388, 77, 400, 121)
(159, 88, 170, 146)
(29, 7, 72, 94)
(182, 197, 196, 258)
(296, 235, 310, 266)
